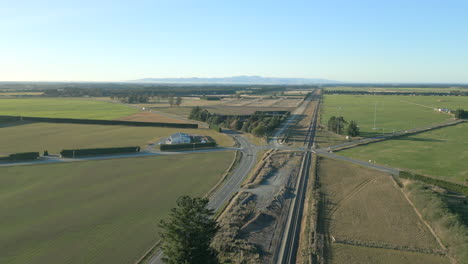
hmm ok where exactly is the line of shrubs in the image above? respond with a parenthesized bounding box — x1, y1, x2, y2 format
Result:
(0, 115, 198, 128)
(60, 147, 140, 158)
(399, 171, 468, 196)
(0, 152, 40, 162)
(159, 142, 216, 151)
(404, 182, 468, 262)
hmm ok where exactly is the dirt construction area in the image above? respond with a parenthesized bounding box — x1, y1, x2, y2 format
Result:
(213, 151, 303, 264)
(317, 158, 449, 264)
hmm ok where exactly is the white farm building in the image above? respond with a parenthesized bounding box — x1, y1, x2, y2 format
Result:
(166, 132, 191, 144)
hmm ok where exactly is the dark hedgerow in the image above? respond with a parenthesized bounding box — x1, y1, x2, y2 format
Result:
(159, 142, 216, 151)
(0, 152, 40, 162)
(60, 147, 140, 158)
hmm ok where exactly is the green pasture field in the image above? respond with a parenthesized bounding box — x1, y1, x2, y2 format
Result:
(396, 95, 468, 110)
(0, 98, 139, 119)
(326, 86, 467, 93)
(321, 95, 453, 137)
(338, 122, 468, 184)
(0, 122, 234, 154)
(0, 152, 234, 264)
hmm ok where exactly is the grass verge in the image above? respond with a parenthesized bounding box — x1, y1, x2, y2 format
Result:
(403, 181, 468, 263)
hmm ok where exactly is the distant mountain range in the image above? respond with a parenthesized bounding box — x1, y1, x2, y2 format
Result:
(129, 76, 338, 85)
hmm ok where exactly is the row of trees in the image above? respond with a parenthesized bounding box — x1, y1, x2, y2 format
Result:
(117, 94, 150, 103)
(40, 84, 307, 98)
(327, 116, 360, 137)
(189, 106, 285, 137)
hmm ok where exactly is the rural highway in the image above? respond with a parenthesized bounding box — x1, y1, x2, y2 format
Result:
(207, 131, 258, 210)
(269, 92, 314, 147)
(5, 94, 460, 263)
(146, 130, 258, 264)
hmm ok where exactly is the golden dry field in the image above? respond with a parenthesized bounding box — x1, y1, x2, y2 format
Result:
(318, 158, 447, 263)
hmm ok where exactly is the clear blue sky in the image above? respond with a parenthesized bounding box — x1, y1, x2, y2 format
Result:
(1, 0, 467, 83)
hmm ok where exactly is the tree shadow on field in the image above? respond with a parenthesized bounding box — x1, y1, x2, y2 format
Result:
(0, 121, 34, 128)
(393, 137, 445, 142)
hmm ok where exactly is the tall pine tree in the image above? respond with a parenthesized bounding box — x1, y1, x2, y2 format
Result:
(159, 196, 219, 264)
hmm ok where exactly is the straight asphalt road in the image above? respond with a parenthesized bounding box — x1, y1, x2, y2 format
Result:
(0, 147, 242, 168)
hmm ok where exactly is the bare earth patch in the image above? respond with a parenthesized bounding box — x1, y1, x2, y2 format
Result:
(214, 152, 302, 264)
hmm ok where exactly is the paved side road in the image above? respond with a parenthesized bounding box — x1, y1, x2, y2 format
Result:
(0, 147, 242, 168)
(322, 119, 464, 152)
(314, 149, 400, 175)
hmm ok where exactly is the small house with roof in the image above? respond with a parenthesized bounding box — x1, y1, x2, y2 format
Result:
(166, 132, 191, 144)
